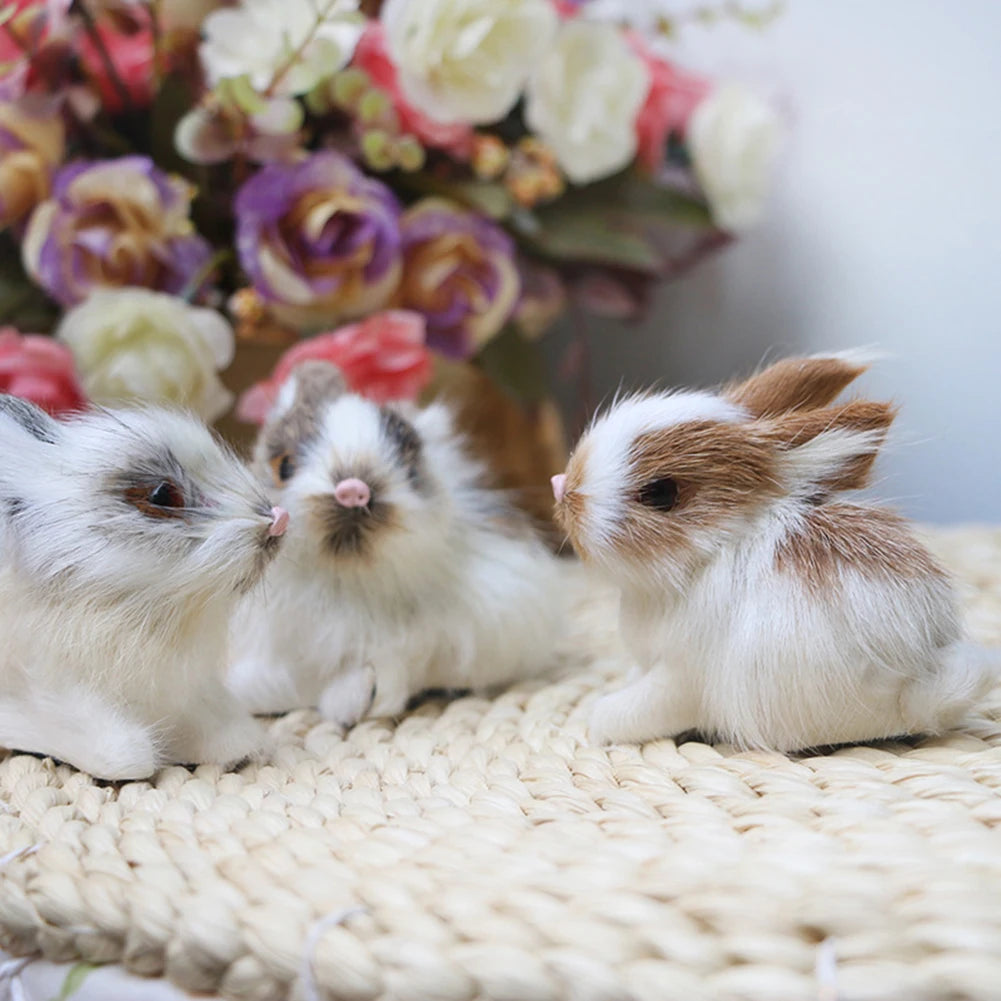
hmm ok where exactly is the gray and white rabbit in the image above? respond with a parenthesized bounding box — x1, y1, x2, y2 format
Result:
(228, 361, 565, 726)
(552, 353, 1000, 750)
(0, 396, 289, 779)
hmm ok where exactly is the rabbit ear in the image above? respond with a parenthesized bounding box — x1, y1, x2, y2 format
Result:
(269, 361, 347, 424)
(0, 395, 61, 444)
(725, 352, 873, 418)
(769, 399, 896, 496)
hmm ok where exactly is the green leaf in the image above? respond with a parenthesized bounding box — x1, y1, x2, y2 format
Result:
(516, 204, 664, 274)
(517, 170, 714, 274)
(51, 962, 100, 1001)
(396, 174, 515, 220)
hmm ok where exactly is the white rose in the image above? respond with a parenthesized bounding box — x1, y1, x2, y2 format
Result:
(381, 0, 558, 125)
(525, 20, 650, 185)
(57, 289, 236, 422)
(687, 84, 781, 233)
(200, 0, 363, 97)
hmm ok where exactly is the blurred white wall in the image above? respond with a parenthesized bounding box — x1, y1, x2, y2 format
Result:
(581, 0, 1001, 523)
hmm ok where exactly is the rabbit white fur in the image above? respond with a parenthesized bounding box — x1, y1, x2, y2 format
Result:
(553, 353, 1000, 750)
(228, 362, 564, 725)
(0, 397, 288, 779)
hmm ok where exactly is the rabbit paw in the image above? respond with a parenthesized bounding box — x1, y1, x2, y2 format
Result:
(80, 719, 161, 780)
(180, 714, 269, 769)
(318, 665, 377, 730)
(588, 671, 693, 746)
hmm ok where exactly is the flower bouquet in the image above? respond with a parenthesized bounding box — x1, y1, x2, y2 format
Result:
(0, 0, 780, 527)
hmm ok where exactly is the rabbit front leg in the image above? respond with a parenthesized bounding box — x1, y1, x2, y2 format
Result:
(589, 666, 697, 746)
(228, 651, 303, 715)
(0, 688, 160, 780)
(318, 664, 377, 730)
(171, 694, 269, 769)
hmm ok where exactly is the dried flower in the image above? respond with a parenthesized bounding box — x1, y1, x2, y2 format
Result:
(56, 288, 235, 420)
(381, 0, 558, 125)
(0, 326, 86, 414)
(0, 95, 64, 230)
(200, 0, 363, 97)
(687, 83, 781, 232)
(394, 198, 519, 358)
(22, 156, 212, 306)
(234, 150, 402, 329)
(351, 21, 472, 158)
(526, 20, 649, 184)
(236, 309, 430, 421)
(630, 33, 709, 172)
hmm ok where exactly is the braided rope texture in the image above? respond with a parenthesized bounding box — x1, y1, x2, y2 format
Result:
(1, 528, 1000, 1001)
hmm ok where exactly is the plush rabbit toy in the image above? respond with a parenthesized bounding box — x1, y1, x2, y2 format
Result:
(552, 353, 999, 750)
(228, 361, 565, 726)
(0, 396, 289, 779)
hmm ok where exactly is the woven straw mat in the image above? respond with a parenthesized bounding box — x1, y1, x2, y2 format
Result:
(1, 527, 1001, 1001)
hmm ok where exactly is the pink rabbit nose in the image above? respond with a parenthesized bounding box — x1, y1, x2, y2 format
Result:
(268, 506, 289, 537)
(551, 473, 567, 503)
(333, 477, 371, 508)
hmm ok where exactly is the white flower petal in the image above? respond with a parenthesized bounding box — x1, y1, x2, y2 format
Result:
(382, 0, 558, 125)
(201, 0, 361, 96)
(688, 84, 781, 233)
(55, 289, 237, 421)
(525, 20, 649, 185)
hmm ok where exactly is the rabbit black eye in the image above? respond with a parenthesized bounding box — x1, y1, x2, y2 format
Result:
(270, 452, 296, 486)
(638, 477, 680, 513)
(125, 479, 186, 519)
(149, 481, 184, 508)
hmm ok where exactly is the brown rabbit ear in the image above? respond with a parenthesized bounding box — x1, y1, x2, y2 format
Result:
(768, 399, 897, 495)
(725, 353, 872, 418)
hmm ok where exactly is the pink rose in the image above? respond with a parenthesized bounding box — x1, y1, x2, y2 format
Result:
(352, 23, 473, 159)
(77, 13, 156, 114)
(630, 33, 709, 172)
(236, 310, 432, 423)
(0, 327, 87, 414)
(0, 0, 72, 98)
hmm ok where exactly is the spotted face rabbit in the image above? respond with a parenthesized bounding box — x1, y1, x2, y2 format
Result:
(553, 354, 999, 750)
(228, 362, 565, 727)
(0, 397, 289, 779)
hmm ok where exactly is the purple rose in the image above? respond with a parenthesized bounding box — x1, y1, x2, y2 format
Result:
(394, 198, 520, 358)
(21, 156, 212, 307)
(235, 151, 403, 330)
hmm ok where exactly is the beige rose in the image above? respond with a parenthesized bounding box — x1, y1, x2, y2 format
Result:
(525, 20, 650, 185)
(688, 84, 781, 233)
(57, 289, 235, 421)
(0, 99, 65, 230)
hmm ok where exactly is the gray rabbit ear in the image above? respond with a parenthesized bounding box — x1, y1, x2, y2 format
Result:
(0, 395, 62, 444)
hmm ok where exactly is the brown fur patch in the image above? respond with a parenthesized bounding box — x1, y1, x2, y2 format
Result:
(253, 361, 346, 477)
(307, 482, 394, 557)
(725, 356, 869, 418)
(553, 440, 596, 555)
(613, 421, 782, 562)
(766, 400, 896, 494)
(775, 504, 948, 589)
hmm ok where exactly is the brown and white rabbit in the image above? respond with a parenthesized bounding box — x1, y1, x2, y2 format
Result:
(0, 396, 288, 779)
(552, 353, 1000, 750)
(228, 361, 565, 726)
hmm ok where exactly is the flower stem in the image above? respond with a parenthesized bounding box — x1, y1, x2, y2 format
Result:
(148, 0, 164, 86)
(180, 248, 232, 302)
(73, 0, 135, 115)
(265, 0, 352, 97)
